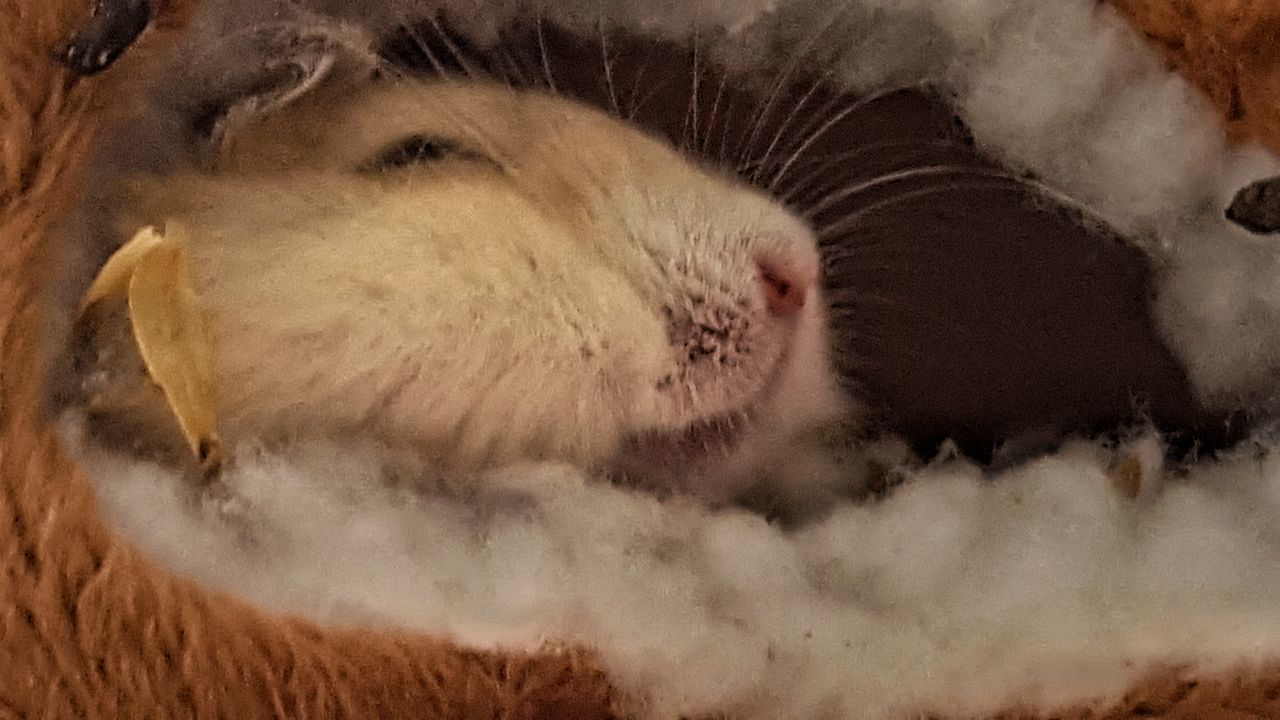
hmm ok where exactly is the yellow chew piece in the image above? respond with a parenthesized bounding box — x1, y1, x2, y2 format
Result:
(82, 223, 222, 478)
(80, 225, 166, 310)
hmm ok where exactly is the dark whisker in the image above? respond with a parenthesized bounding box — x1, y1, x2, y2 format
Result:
(495, 40, 530, 88)
(826, 292, 907, 307)
(821, 241, 925, 259)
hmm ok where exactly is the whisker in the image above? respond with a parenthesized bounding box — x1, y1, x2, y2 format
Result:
(628, 49, 672, 122)
(377, 5, 456, 80)
(400, 20, 449, 79)
(804, 165, 1014, 220)
(598, 17, 622, 117)
(496, 39, 530, 88)
(760, 87, 856, 170)
(625, 37, 660, 120)
(733, 0, 857, 168)
(425, 15, 481, 80)
(817, 168, 1100, 234)
(746, 72, 827, 184)
(825, 322, 897, 348)
(372, 41, 413, 82)
(717, 76, 744, 163)
(536, 14, 560, 94)
(682, 31, 702, 152)
(821, 241, 924, 259)
(825, 292, 908, 308)
(778, 139, 956, 203)
(769, 86, 903, 194)
(814, 177, 1032, 239)
(700, 65, 731, 156)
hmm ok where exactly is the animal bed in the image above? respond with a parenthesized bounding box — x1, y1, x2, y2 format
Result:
(7, 0, 1280, 718)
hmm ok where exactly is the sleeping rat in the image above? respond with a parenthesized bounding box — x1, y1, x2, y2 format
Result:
(57, 4, 1248, 510)
(65, 46, 870, 517)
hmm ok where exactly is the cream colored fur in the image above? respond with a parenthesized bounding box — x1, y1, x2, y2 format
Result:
(100, 80, 849, 498)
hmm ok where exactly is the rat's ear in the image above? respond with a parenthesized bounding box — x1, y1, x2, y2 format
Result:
(179, 20, 381, 160)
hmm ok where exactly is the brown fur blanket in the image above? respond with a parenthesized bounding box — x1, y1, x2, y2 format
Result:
(0, 2, 621, 717)
(2, 0, 1280, 717)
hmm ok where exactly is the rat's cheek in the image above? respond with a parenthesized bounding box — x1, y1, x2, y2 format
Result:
(764, 293, 857, 431)
(605, 313, 674, 433)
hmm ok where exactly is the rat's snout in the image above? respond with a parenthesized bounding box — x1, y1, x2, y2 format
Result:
(755, 245, 819, 317)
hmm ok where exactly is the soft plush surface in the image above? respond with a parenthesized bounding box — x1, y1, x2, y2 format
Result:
(1113, 0, 1280, 154)
(0, 3, 622, 718)
(8, 0, 1280, 719)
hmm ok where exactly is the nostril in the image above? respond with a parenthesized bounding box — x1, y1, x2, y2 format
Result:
(756, 254, 813, 316)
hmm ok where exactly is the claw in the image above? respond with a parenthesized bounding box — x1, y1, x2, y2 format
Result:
(58, 0, 153, 76)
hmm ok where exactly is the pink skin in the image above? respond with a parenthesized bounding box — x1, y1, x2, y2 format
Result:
(613, 233, 834, 495)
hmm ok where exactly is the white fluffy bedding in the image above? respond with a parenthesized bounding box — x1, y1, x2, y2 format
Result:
(75, 0, 1280, 718)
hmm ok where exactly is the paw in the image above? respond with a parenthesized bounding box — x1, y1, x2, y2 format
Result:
(58, 0, 153, 75)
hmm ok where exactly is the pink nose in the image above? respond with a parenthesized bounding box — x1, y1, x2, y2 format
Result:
(756, 251, 817, 317)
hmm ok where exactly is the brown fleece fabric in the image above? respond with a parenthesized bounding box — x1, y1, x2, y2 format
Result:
(3, 0, 1280, 718)
(0, 1, 623, 718)
(1111, 0, 1280, 154)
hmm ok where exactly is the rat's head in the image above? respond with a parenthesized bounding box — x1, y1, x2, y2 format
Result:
(112, 76, 850, 485)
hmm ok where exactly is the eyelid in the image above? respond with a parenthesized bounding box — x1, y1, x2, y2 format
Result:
(358, 134, 498, 172)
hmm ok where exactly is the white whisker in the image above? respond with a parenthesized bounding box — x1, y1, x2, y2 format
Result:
(769, 87, 903, 195)
(733, 0, 857, 168)
(716, 76, 743, 163)
(747, 73, 828, 185)
(628, 48, 672, 123)
(536, 14, 559, 94)
(401, 21, 448, 79)
(814, 177, 1031, 239)
(682, 31, 702, 152)
(778, 139, 955, 203)
(804, 164, 1014, 220)
(700, 66, 731, 156)
(625, 38, 660, 121)
(597, 17, 622, 117)
(425, 15, 481, 80)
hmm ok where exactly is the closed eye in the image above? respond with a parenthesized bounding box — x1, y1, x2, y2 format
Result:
(358, 134, 498, 172)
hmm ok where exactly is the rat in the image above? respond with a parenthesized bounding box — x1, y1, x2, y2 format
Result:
(55, 2, 1250, 512)
(60, 24, 869, 520)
